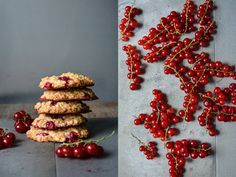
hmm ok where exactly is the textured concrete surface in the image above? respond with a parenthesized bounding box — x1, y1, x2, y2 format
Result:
(118, 0, 235, 177)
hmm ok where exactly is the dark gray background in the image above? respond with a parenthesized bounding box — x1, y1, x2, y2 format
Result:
(0, 0, 117, 103)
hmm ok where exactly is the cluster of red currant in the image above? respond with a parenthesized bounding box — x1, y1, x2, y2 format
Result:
(166, 139, 211, 177)
(139, 141, 158, 160)
(56, 131, 114, 159)
(134, 89, 181, 141)
(13, 110, 33, 133)
(197, 83, 236, 136)
(0, 128, 16, 149)
(119, 5, 141, 41)
(138, 0, 197, 63)
(56, 142, 104, 158)
(197, 0, 214, 25)
(122, 44, 144, 90)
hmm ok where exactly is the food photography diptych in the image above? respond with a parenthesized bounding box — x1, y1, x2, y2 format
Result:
(0, 0, 235, 177)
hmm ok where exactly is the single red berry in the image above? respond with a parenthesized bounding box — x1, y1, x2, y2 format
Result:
(5, 132, 16, 143)
(2, 137, 14, 148)
(85, 143, 104, 157)
(61, 146, 73, 157)
(73, 145, 88, 158)
(14, 121, 27, 133)
(56, 147, 64, 157)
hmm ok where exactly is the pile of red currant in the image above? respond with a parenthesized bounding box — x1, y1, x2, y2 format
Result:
(134, 89, 181, 141)
(13, 110, 33, 133)
(119, 5, 141, 41)
(0, 128, 16, 149)
(139, 141, 158, 160)
(122, 44, 144, 90)
(56, 142, 104, 158)
(166, 139, 211, 177)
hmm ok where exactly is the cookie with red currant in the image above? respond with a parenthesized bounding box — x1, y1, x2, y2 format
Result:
(34, 101, 90, 114)
(39, 72, 95, 90)
(26, 126, 89, 142)
(31, 114, 87, 130)
(40, 88, 98, 101)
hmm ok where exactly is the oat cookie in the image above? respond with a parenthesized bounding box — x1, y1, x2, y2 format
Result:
(40, 88, 98, 101)
(32, 114, 87, 129)
(35, 101, 90, 114)
(39, 72, 95, 90)
(26, 126, 89, 142)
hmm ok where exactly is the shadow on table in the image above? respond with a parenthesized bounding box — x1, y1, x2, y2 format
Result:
(87, 118, 118, 138)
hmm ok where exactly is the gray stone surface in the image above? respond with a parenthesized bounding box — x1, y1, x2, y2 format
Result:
(0, 104, 117, 177)
(214, 1, 236, 177)
(118, 0, 235, 177)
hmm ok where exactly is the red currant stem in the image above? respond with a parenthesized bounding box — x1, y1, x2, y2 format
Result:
(0, 129, 6, 137)
(173, 22, 182, 34)
(143, 29, 165, 45)
(199, 93, 212, 100)
(166, 65, 187, 87)
(158, 41, 177, 53)
(192, 57, 204, 65)
(204, 108, 212, 130)
(199, 0, 211, 25)
(145, 41, 177, 60)
(168, 152, 179, 172)
(190, 147, 211, 152)
(126, 47, 136, 82)
(184, 0, 191, 33)
(160, 20, 173, 35)
(131, 133, 145, 146)
(156, 109, 161, 124)
(168, 20, 214, 64)
(195, 68, 234, 74)
(184, 70, 206, 118)
(169, 40, 195, 63)
(199, 94, 236, 116)
(212, 111, 236, 117)
(60, 130, 115, 147)
(164, 126, 170, 144)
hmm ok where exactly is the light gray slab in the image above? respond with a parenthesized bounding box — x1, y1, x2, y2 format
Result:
(214, 1, 236, 177)
(0, 118, 56, 177)
(55, 118, 118, 177)
(117, 0, 232, 177)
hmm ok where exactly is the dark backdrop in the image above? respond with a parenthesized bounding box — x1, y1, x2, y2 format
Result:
(0, 0, 117, 103)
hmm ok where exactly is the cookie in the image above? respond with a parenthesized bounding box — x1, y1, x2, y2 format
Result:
(39, 72, 94, 90)
(26, 126, 89, 142)
(40, 88, 98, 101)
(34, 101, 90, 114)
(31, 114, 87, 130)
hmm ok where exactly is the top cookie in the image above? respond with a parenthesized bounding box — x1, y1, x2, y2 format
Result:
(39, 72, 95, 90)
(40, 88, 98, 101)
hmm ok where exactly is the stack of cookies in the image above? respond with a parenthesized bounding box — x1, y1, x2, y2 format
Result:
(26, 72, 97, 142)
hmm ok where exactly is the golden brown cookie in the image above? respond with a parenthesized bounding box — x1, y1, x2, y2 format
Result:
(26, 126, 89, 142)
(34, 101, 90, 114)
(40, 88, 98, 101)
(39, 72, 94, 90)
(31, 114, 87, 130)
